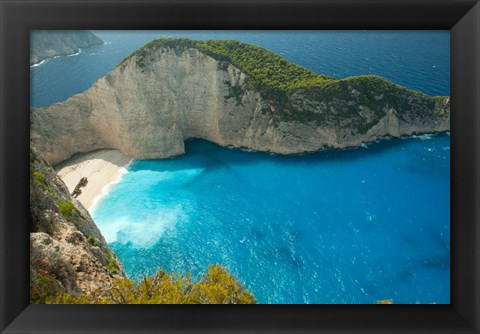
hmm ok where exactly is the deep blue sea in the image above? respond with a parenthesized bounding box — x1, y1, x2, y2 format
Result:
(31, 31, 450, 304)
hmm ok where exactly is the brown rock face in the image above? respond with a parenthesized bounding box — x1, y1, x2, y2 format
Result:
(31, 45, 450, 166)
(30, 145, 125, 301)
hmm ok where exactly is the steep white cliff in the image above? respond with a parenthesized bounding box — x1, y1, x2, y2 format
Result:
(31, 41, 450, 165)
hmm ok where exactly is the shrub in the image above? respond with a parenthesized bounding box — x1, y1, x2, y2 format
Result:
(105, 252, 119, 275)
(103, 264, 256, 304)
(87, 235, 100, 247)
(187, 264, 256, 304)
(30, 269, 63, 304)
(376, 299, 393, 304)
(56, 200, 79, 222)
(31, 264, 256, 304)
(33, 171, 46, 187)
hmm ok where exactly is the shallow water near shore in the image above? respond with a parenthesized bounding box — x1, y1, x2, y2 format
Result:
(92, 135, 450, 304)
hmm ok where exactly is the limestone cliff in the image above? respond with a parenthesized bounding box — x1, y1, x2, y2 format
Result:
(30, 145, 125, 302)
(30, 30, 103, 65)
(31, 39, 450, 165)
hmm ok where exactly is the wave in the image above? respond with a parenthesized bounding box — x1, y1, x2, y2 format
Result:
(413, 134, 433, 140)
(100, 204, 183, 248)
(88, 159, 134, 213)
(31, 47, 85, 67)
(67, 50, 82, 57)
(30, 59, 46, 67)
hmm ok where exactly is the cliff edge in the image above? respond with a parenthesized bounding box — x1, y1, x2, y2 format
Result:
(31, 39, 450, 165)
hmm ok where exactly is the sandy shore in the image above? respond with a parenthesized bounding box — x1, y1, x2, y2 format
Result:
(55, 149, 133, 213)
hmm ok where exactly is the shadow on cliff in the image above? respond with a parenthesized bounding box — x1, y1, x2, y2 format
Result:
(53, 149, 130, 171)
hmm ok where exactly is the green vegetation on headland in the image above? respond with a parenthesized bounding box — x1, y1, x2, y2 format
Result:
(117, 38, 448, 127)
(31, 264, 256, 304)
(117, 38, 335, 113)
(118, 38, 334, 91)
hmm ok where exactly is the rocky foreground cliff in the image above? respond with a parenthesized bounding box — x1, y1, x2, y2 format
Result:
(30, 30, 103, 66)
(31, 39, 450, 165)
(30, 145, 125, 302)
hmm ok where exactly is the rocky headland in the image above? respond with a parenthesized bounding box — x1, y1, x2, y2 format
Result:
(31, 38, 450, 166)
(30, 30, 103, 66)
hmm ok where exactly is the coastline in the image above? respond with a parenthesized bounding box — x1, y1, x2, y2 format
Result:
(30, 40, 108, 67)
(30, 49, 82, 67)
(55, 149, 133, 213)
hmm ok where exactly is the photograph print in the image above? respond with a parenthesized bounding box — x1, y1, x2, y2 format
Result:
(30, 30, 450, 304)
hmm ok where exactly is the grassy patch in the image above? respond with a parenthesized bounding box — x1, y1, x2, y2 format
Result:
(33, 171, 46, 187)
(105, 252, 119, 275)
(30, 269, 63, 304)
(87, 236, 100, 247)
(56, 200, 80, 222)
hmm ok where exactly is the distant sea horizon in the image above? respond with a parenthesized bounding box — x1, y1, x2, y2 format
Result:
(31, 31, 450, 304)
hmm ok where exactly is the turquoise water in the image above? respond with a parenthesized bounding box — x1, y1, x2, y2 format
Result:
(31, 31, 450, 304)
(93, 136, 450, 304)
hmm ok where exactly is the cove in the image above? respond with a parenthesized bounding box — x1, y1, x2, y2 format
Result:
(92, 135, 450, 304)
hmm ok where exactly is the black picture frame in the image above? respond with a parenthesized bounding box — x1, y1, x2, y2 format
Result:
(1, 0, 479, 333)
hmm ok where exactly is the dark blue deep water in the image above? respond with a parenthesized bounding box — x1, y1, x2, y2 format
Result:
(31, 31, 450, 304)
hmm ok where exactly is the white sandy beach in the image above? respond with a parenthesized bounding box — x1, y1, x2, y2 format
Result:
(55, 150, 132, 213)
